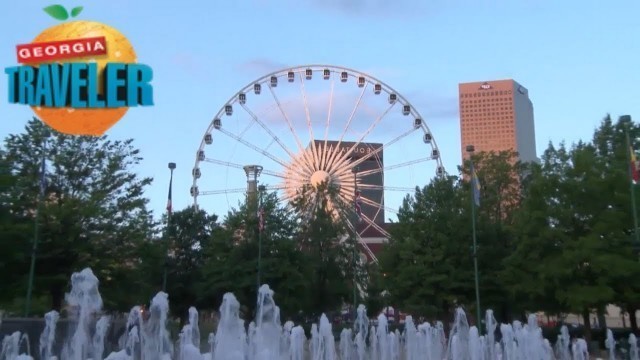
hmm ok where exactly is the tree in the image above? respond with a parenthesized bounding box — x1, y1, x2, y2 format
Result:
(198, 191, 309, 319)
(1, 118, 157, 311)
(465, 150, 529, 323)
(0, 148, 33, 310)
(506, 115, 640, 341)
(292, 182, 357, 317)
(164, 206, 218, 319)
(380, 176, 473, 321)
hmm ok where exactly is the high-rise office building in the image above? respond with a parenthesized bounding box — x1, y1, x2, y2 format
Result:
(459, 79, 537, 163)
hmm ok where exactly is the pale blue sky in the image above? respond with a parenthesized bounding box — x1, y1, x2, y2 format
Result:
(1, 0, 638, 220)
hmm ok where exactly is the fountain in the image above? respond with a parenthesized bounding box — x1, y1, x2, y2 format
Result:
(4, 267, 640, 359)
(605, 328, 616, 360)
(310, 314, 336, 360)
(60, 268, 103, 360)
(39, 311, 58, 360)
(290, 326, 306, 360)
(212, 293, 246, 360)
(630, 333, 639, 360)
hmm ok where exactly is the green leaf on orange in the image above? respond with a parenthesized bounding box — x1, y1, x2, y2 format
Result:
(43, 4, 69, 21)
(70, 6, 83, 18)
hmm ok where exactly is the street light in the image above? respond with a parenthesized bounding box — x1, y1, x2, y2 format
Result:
(466, 144, 482, 333)
(257, 184, 266, 291)
(162, 162, 176, 293)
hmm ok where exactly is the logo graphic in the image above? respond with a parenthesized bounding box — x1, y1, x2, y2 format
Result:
(4, 5, 154, 136)
(479, 82, 492, 90)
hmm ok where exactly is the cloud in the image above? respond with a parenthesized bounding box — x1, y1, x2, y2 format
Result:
(235, 58, 289, 74)
(308, 0, 433, 18)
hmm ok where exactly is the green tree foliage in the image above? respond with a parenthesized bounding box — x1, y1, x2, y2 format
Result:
(198, 191, 309, 319)
(164, 206, 218, 319)
(0, 148, 32, 308)
(380, 176, 472, 320)
(0, 118, 157, 312)
(381, 150, 534, 325)
(505, 115, 640, 340)
(467, 150, 528, 323)
(292, 183, 357, 317)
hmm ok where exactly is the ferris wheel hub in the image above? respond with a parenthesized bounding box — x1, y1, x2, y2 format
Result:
(310, 170, 331, 189)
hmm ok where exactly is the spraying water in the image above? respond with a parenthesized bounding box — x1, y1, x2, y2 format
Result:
(447, 307, 470, 360)
(289, 326, 306, 360)
(605, 328, 616, 360)
(60, 268, 103, 360)
(92, 315, 111, 360)
(5, 267, 639, 360)
(629, 333, 639, 360)
(213, 293, 246, 360)
(39, 310, 59, 360)
(254, 285, 282, 360)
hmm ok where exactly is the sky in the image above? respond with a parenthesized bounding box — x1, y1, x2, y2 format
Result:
(1, 0, 639, 220)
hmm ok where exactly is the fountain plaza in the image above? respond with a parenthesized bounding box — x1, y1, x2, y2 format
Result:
(1, 268, 638, 360)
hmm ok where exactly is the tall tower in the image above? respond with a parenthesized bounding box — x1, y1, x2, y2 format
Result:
(243, 165, 263, 198)
(459, 79, 537, 163)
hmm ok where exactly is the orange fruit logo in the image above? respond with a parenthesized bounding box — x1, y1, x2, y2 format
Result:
(4, 5, 154, 136)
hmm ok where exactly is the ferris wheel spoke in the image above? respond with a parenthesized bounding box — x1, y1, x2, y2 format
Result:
(359, 195, 398, 216)
(359, 212, 391, 238)
(267, 84, 317, 177)
(327, 101, 396, 172)
(357, 157, 435, 177)
(199, 188, 247, 196)
(261, 170, 293, 180)
(357, 184, 415, 193)
(203, 157, 285, 179)
(321, 76, 335, 169)
(217, 128, 288, 168)
(324, 83, 369, 171)
(263, 184, 298, 192)
(240, 103, 296, 159)
(337, 209, 379, 264)
(267, 83, 306, 154)
(298, 74, 321, 170)
(333, 127, 418, 175)
(283, 160, 314, 181)
(341, 83, 368, 142)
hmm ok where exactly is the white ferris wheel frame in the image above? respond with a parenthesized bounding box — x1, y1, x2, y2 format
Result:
(190, 65, 446, 263)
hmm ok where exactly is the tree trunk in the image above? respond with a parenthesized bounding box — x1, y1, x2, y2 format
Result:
(597, 306, 607, 329)
(442, 300, 450, 334)
(630, 306, 639, 334)
(581, 308, 592, 344)
(500, 301, 511, 324)
(50, 284, 64, 312)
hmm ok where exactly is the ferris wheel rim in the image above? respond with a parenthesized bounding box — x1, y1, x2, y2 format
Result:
(191, 65, 448, 261)
(191, 64, 446, 200)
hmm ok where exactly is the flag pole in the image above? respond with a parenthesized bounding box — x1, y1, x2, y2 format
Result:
(162, 162, 176, 293)
(257, 184, 266, 291)
(466, 144, 482, 334)
(25, 136, 47, 317)
(624, 119, 640, 246)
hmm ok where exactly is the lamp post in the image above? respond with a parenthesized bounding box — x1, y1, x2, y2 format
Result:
(162, 162, 176, 293)
(466, 144, 482, 333)
(257, 184, 266, 291)
(352, 166, 359, 321)
(25, 132, 48, 317)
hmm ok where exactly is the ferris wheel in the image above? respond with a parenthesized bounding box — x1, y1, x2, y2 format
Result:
(191, 65, 445, 263)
